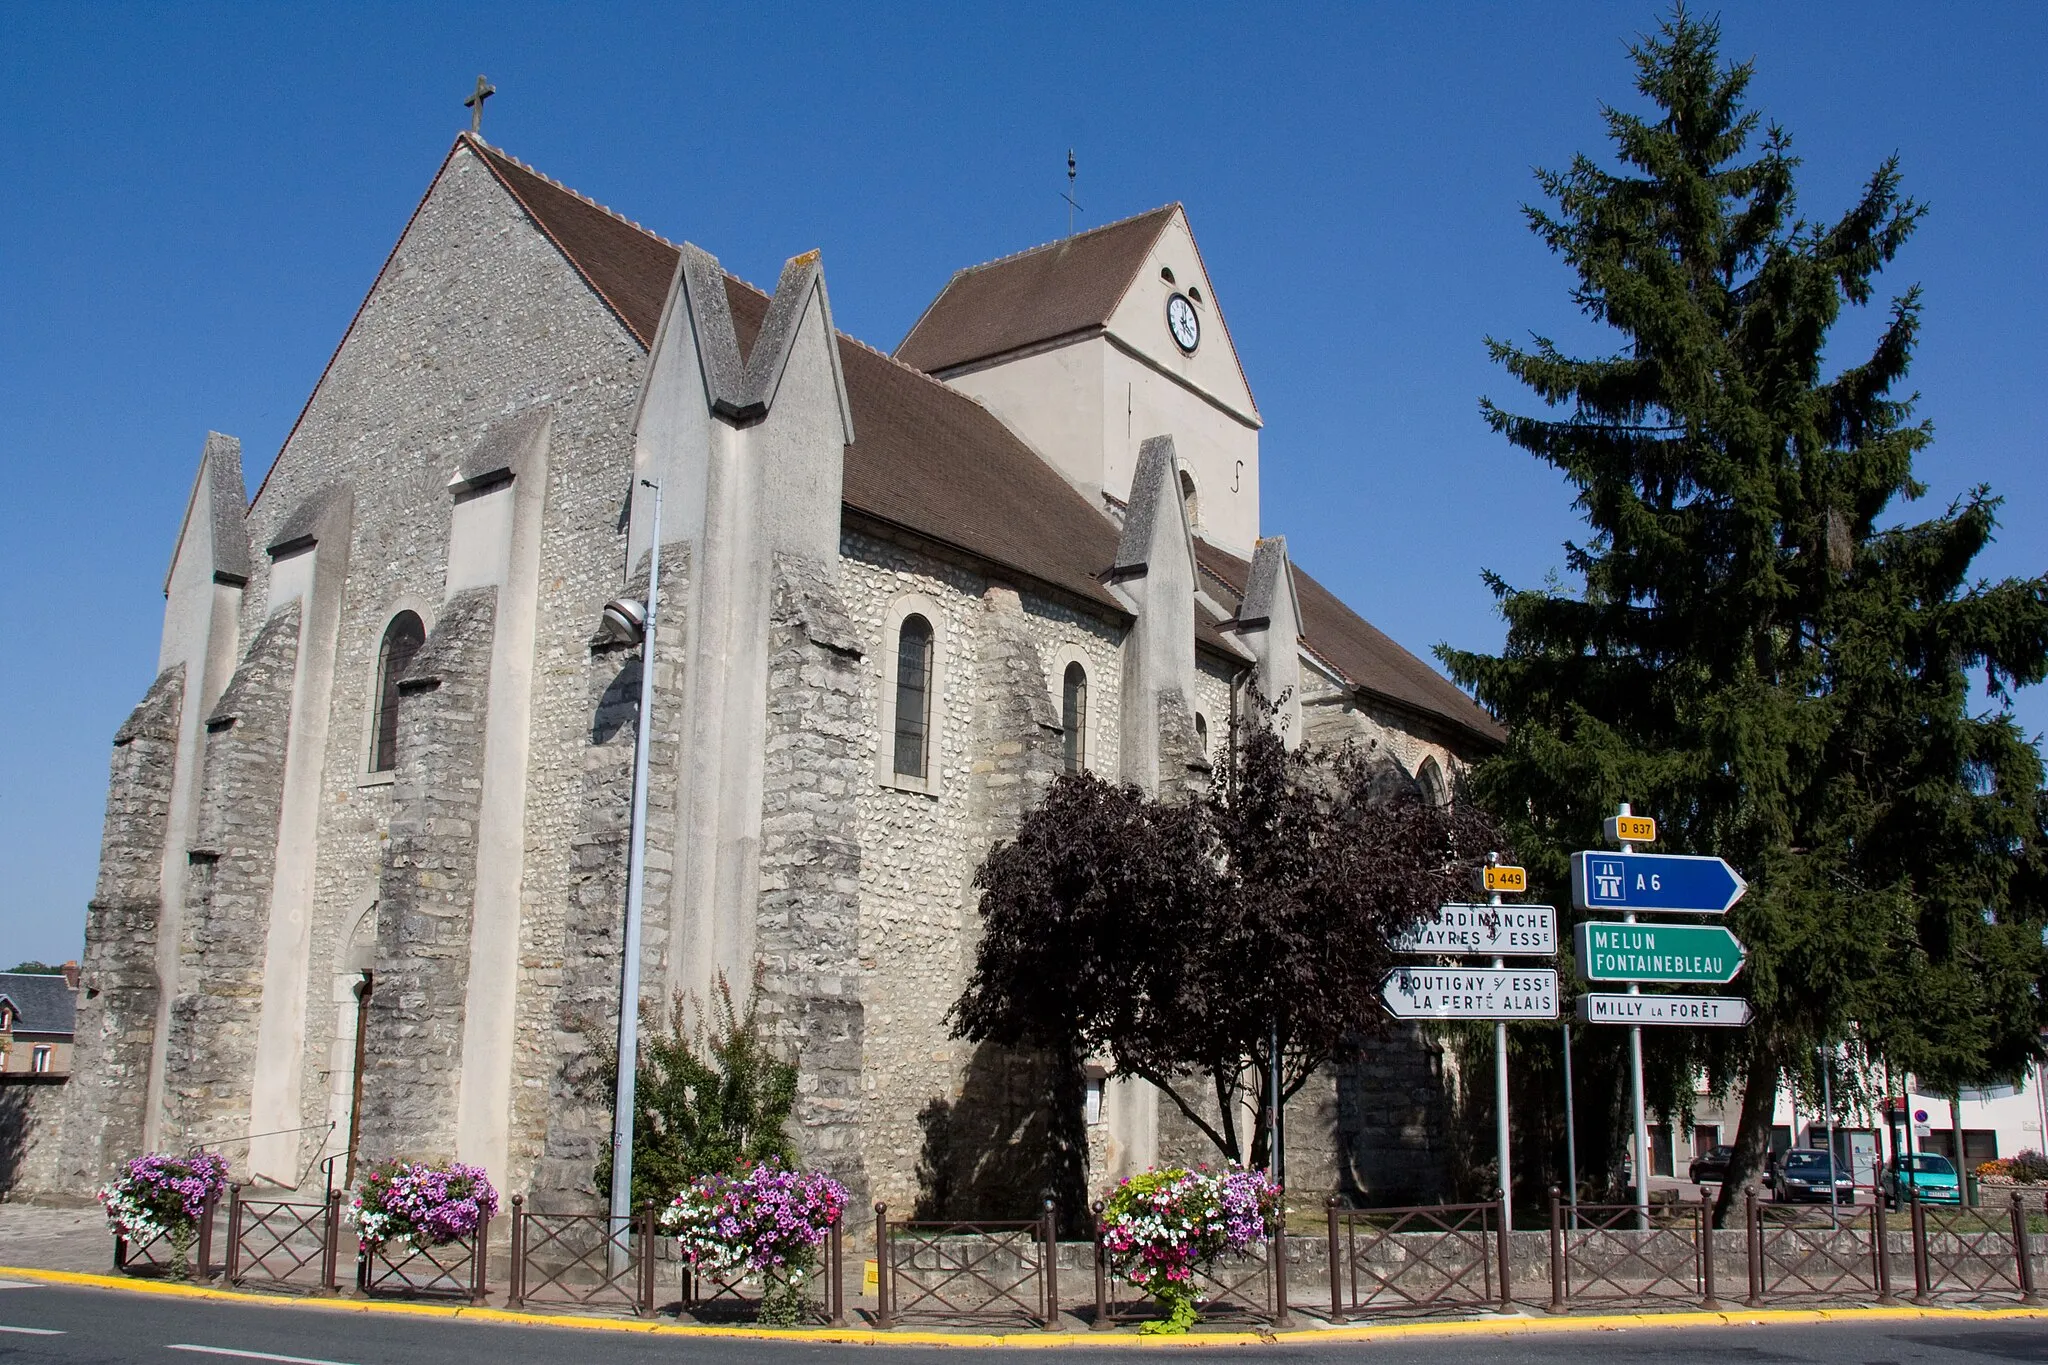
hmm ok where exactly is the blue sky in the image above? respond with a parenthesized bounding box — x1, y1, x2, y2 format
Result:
(1, 3, 2042, 965)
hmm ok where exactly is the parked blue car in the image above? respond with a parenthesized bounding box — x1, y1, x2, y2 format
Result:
(1767, 1148, 1858, 1204)
(1881, 1153, 1961, 1208)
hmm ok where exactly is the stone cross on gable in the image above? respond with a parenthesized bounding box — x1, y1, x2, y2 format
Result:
(465, 75, 495, 135)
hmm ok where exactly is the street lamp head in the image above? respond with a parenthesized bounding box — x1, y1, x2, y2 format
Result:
(600, 596, 647, 646)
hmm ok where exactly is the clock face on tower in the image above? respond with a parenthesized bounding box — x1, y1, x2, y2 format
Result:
(1165, 292, 1200, 353)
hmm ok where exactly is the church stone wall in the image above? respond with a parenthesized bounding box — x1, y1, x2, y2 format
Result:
(221, 143, 647, 1189)
(165, 607, 301, 1152)
(35, 667, 186, 1192)
(358, 588, 497, 1167)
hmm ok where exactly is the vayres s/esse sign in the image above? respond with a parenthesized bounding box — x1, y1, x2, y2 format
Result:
(1570, 850, 1747, 915)
(1394, 904, 1557, 956)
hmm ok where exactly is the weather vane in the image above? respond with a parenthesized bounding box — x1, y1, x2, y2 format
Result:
(465, 74, 496, 136)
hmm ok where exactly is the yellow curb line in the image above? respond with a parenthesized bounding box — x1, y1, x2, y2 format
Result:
(2, 1265, 2043, 1348)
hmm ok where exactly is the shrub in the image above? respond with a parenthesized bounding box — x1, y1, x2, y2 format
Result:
(1098, 1166, 1279, 1334)
(661, 1160, 846, 1326)
(98, 1151, 229, 1271)
(2010, 1150, 2048, 1184)
(348, 1159, 499, 1250)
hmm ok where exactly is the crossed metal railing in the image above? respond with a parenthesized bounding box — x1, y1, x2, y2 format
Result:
(1551, 1190, 1714, 1310)
(223, 1186, 342, 1293)
(356, 1208, 490, 1305)
(114, 1190, 220, 1281)
(677, 1222, 845, 1326)
(1089, 1198, 1284, 1328)
(506, 1199, 657, 1314)
(1744, 1189, 1884, 1305)
(1325, 1197, 1507, 1319)
(874, 1201, 1058, 1329)
(1909, 1188, 2039, 1303)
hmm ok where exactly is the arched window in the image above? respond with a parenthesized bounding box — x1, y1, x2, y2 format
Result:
(370, 612, 426, 773)
(1417, 755, 1450, 810)
(1061, 662, 1088, 773)
(1179, 469, 1199, 528)
(1194, 712, 1210, 759)
(893, 615, 934, 780)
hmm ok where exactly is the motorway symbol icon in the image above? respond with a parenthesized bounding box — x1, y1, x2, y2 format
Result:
(1573, 921, 1746, 984)
(1577, 993, 1752, 1027)
(1570, 850, 1747, 915)
(1396, 904, 1557, 957)
(1380, 967, 1559, 1020)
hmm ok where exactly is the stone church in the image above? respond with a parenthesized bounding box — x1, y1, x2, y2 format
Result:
(35, 133, 1502, 1212)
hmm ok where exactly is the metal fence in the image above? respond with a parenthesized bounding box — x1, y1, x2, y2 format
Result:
(1742, 1190, 1886, 1305)
(113, 1190, 220, 1281)
(505, 1199, 657, 1314)
(356, 1209, 491, 1305)
(1090, 1199, 1286, 1328)
(223, 1186, 341, 1293)
(676, 1222, 845, 1325)
(874, 1201, 1059, 1329)
(1551, 1191, 1716, 1310)
(1910, 1189, 2039, 1303)
(1326, 1198, 1507, 1319)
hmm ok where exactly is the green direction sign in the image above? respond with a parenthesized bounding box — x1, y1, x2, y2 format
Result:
(1573, 921, 1746, 985)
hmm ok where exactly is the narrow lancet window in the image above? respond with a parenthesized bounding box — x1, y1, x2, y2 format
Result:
(893, 614, 934, 780)
(371, 612, 426, 773)
(1062, 662, 1088, 773)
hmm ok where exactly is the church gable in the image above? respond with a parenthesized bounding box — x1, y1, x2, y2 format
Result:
(1100, 207, 1258, 427)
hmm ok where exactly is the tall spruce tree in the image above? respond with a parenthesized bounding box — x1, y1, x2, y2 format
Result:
(1440, 8, 2048, 1221)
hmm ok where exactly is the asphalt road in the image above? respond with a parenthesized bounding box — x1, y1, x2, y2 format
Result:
(0, 1281, 2043, 1364)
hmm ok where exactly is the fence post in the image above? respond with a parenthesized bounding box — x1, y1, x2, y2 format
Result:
(1744, 1186, 1762, 1308)
(470, 1205, 490, 1307)
(321, 1189, 342, 1295)
(506, 1195, 524, 1310)
(1271, 1189, 1293, 1328)
(1909, 1180, 1930, 1304)
(2013, 1192, 2038, 1306)
(1326, 1198, 1345, 1324)
(223, 1184, 244, 1285)
(197, 1187, 219, 1281)
(826, 1216, 845, 1327)
(1547, 1186, 1566, 1313)
(643, 1202, 662, 1317)
(1042, 1197, 1060, 1330)
(1698, 1189, 1717, 1310)
(874, 1204, 892, 1329)
(1872, 1190, 1895, 1304)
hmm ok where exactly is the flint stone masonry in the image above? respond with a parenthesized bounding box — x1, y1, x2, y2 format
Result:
(164, 606, 301, 1151)
(358, 587, 496, 1167)
(757, 554, 868, 1199)
(31, 667, 185, 1193)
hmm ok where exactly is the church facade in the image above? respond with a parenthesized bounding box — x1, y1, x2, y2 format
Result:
(37, 135, 1502, 1212)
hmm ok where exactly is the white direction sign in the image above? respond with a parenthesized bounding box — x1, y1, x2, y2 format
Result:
(1577, 993, 1752, 1027)
(1381, 967, 1559, 1020)
(1395, 903, 1557, 956)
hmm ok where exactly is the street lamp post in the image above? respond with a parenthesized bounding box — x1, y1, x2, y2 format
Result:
(603, 479, 662, 1272)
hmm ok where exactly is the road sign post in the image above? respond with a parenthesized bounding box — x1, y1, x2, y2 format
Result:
(1571, 851, 1747, 915)
(1395, 903, 1558, 956)
(1572, 921, 1746, 984)
(1379, 967, 1560, 1020)
(1577, 994, 1753, 1026)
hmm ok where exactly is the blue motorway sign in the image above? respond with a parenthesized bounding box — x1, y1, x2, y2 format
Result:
(1571, 851, 1747, 915)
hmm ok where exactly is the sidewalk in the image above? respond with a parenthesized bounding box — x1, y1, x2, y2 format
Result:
(0, 1202, 115, 1274)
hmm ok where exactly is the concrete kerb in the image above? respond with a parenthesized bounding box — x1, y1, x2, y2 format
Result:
(3, 1265, 2045, 1348)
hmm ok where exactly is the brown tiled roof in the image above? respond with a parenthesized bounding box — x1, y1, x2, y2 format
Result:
(1196, 541, 1505, 749)
(470, 138, 1497, 745)
(894, 207, 1179, 374)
